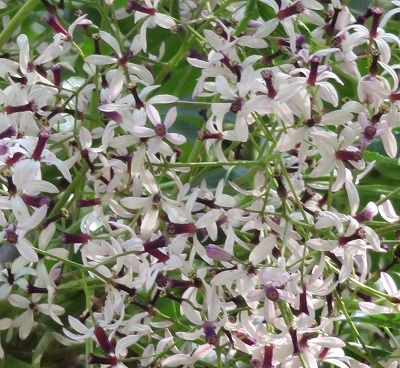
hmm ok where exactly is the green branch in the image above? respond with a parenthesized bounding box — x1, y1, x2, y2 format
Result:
(149, 159, 264, 169)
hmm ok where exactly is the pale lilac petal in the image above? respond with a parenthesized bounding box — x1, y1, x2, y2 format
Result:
(180, 301, 202, 325)
(17, 310, 34, 340)
(235, 116, 249, 142)
(85, 55, 116, 65)
(116, 335, 141, 357)
(344, 176, 359, 216)
(320, 110, 353, 126)
(17, 34, 29, 74)
(381, 272, 398, 295)
(16, 238, 39, 262)
(206, 244, 233, 261)
(145, 105, 161, 126)
(191, 344, 213, 361)
(154, 13, 175, 29)
(254, 18, 278, 37)
(309, 337, 346, 348)
(121, 197, 151, 209)
(8, 294, 30, 308)
(249, 235, 276, 264)
(147, 94, 178, 104)
(164, 107, 177, 129)
(19, 205, 47, 230)
(109, 68, 124, 101)
(339, 250, 353, 283)
(276, 127, 307, 152)
(381, 129, 397, 158)
(211, 269, 242, 286)
(131, 126, 155, 138)
(176, 330, 203, 340)
(215, 75, 236, 100)
(140, 207, 159, 235)
(166, 133, 186, 145)
(318, 81, 339, 106)
(162, 354, 190, 367)
(307, 239, 337, 251)
(359, 301, 392, 314)
(27, 180, 59, 194)
(68, 316, 91, 335)
(379, 198, 400, 223)
(99, 30, 122, 56)
(10, 195, 30, 223)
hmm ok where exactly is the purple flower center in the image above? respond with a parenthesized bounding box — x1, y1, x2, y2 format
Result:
(364, 125, 377, 141)
(6, 228, 18, 244)
(264, 284, 279, 302)
(154, 124, 167, 137)
(230, 98, 244, 113)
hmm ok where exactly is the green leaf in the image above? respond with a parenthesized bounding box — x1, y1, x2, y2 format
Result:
(257, 2, 275, 21)
(349, 0, 372, 14)
(4, 356, 32, 368)
(0, 0, 41, 50)
(363, 150, 400, 181)
(235, 0, 257, 36)
(352, 313, 400, 329)
(346, 342, 392, 359)
(32, 331, 52, 368)
(170, 0, 180, 19)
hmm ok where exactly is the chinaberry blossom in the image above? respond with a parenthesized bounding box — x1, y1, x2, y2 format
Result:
(131, 105, 186, 156)
(125, 0, 175, 52)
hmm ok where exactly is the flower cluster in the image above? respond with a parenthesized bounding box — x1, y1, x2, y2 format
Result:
(0, 0, 400, 367)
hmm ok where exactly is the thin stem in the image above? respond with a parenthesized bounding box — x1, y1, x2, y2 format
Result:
(32, 246, 110, 283)
(376, 185, 400, 205)
(47, 164, 88, 218)
(333, 289, 384, 368)
(148, 159, 263, 168)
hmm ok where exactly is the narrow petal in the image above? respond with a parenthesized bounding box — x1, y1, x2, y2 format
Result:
(164, 107, 177, 129)
(100, 30, 122, 56)
(154, 13, 175, 29)
(16, 238, 39, 262)
(19, 205, 47, 230)
(85, 55, 116, 65)
(145, 104, 161, 126)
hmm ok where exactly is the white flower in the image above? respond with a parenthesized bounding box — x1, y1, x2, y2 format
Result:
(310, 129, 364, 192)
(0, 201, 47, 262)
(0, 260, 35, 299)
(162, 343, 214, 367)
(125, 0, 175, 52)
(378, 196, 400, 223)
(85, 31, 154, 100)
(338, 8, 400, 64)
(9, 293, 64, 339)
(131, 105, 186, 156)
(277, 49, 342, 107)
(259, 0, 324, 51)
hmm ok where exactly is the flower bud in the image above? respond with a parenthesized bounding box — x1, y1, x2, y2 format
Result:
(206, 244, 233, 261)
